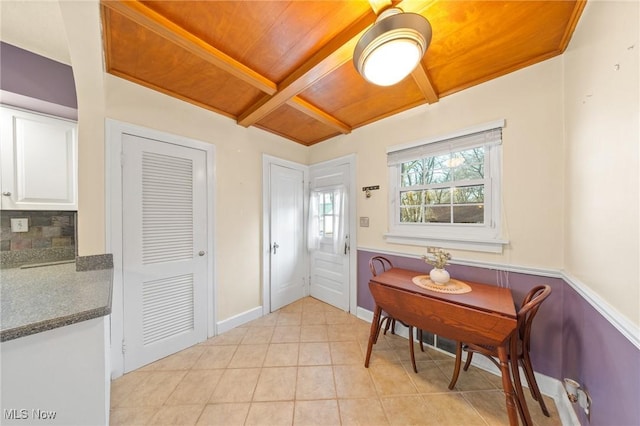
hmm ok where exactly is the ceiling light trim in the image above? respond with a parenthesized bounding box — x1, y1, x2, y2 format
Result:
(354, 8, 432, 86)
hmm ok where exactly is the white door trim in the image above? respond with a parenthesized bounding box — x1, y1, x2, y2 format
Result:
(261, 155, 309, 315)
(106, 119, 216, 379)
(309, 154, 357, 314)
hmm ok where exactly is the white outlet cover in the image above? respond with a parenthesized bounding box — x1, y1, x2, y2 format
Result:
(10, 218, 29, 232)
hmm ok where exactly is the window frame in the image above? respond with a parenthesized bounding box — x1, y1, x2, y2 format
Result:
(385, 120, 508, 253)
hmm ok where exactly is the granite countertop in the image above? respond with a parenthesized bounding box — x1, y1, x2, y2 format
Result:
(0, 255, 113, 342)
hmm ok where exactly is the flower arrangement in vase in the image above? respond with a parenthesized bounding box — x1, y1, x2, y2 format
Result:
(423, 248, 452, 284)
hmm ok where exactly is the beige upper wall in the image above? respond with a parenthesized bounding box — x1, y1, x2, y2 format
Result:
(310, 57, 566, 270)
(41, 1, 640, 327)
(58, 1, 308, 319)
(563, 1, 639, 326)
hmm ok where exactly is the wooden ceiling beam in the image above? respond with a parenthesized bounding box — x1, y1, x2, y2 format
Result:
(411, 64, 439, 104)
(287, 97, 352, 134)
(100, 0, 277, 95)
(237, 12, 376, 127)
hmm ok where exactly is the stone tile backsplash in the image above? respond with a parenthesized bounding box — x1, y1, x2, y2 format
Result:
(0, 210, 76, 267)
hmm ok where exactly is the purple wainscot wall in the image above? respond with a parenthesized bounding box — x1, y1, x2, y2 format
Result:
(358, 249, 640, 426)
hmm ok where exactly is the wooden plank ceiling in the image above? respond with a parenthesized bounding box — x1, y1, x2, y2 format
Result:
(101, 0, 585, 146)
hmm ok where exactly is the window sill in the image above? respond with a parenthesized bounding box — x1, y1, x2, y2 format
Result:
(383, 232, 508, 253)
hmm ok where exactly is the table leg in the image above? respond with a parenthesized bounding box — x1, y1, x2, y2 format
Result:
(497, 344, 520, 426)
(365, 305, 382, 368)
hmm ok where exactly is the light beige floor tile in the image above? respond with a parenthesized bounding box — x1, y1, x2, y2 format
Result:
(301, 310, 326, 325)
(146, 404, 205, 425)
(109, 297, 562, 426)
(246, 312, 279, 327)
(245, 401, 294, 426)
(295, 366, 336, 400)
(263, 342, 300, 367)
(437, 359, 496, 391)
(227, 344, 268, 368)
(165, 369, 224, 405)
(463, 389, 511, 426)
(521, 391, 561, 426)
(279, 300, 304, 313)
(253, 367, 297, 401)
(299, 324, 329, 342)
(240, 326, 274, 344)
(271, 325, 301, 343)
(109, 406, 156, 425)
(407, 360, 452, 394)
(380, 395, 432, 426)
(300, 298, 326, 312)
(209, 368, 261, 403)
(330, 341, 364, 365)
(293, 400, 340, 426)
(421, 392, 487, 425)
(192, 345, 237, 370)
(369, 363, 418, 396)
(118, 371, 186, 407)
(364, 346, 401, 367)
(393, 341, 432, 364)
(333, 365, 377, 398)
(139, 345, 205, 371)
(324, 309, 353, 325)
(277, 312, 302, 325)
(298, 342, 331, 365)
(339, 398, 390, 426)
(327, 323, 357, 341)
(200, 327, 248, 346)
(196, 403, 250, 426)
(110, 371, 151, 408)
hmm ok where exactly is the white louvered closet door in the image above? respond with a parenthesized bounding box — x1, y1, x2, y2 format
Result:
(122, 134, 208, 372)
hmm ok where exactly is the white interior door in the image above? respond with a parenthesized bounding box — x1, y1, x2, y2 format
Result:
(122, 133, 208, 372)
(308, 162, 350, 311)
(269, 163, 306, 311)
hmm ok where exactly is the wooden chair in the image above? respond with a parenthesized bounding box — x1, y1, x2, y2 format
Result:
(368, 256, 423, 372)
(368, 256, 396, 336)
(448, 284, 552, 417)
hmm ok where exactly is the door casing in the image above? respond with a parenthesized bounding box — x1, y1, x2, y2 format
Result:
(106, 119, 216, 379)
(262, 154, 357, 315)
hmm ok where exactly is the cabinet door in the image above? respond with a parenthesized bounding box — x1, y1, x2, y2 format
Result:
(1, 107, 77, 210)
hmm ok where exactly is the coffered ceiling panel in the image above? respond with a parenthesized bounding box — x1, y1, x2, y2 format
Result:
(101, 0, 585, 146)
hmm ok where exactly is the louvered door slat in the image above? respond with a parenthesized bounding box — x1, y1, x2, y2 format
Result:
(141, 151, 193, 265)
(142, 274, 194, 345)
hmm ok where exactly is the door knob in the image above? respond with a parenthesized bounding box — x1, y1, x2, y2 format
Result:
(272, 242, 279, 255)
(198, 251, 205, 256)
(2, 192, 11, 196)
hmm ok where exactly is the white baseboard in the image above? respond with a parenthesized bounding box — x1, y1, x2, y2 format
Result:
(216, 306, 263, 334)
(357, 306, 579, 426)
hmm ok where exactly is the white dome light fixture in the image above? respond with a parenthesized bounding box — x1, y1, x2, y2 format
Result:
(354, 8, 432, 86)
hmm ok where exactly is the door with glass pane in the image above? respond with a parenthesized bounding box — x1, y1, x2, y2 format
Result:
(308, 163, 350, 311)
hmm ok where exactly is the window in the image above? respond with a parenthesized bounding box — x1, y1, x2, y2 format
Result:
(386, 120, 506, 253)
(308, 186, 346, 253)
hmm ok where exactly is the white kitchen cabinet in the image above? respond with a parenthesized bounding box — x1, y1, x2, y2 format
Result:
(1, 106, 77, 210)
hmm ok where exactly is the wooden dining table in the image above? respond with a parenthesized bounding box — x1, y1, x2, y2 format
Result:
(364, 267, 530, 426)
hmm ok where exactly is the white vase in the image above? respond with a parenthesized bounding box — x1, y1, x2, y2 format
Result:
(429, 268, 450, 285)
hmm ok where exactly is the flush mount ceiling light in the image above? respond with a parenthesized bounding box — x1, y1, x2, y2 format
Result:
(354, 7, 432, 86)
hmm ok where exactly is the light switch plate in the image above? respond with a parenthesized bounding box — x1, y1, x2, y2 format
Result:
(11, 218, 29, 233)
(359, 217, 369, 227)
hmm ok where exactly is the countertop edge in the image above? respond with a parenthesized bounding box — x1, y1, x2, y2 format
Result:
(1, 305, 112, 342)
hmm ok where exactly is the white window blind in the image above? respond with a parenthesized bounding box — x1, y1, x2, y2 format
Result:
(388, 127, 502, 166)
